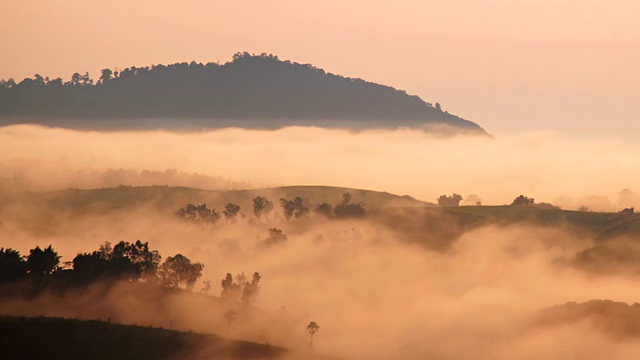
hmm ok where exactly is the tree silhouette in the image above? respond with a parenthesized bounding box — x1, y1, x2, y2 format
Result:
(306, 321, 319, 349)
(99, 69, 113, 85)
(437, 194, 463, 207)
(264, 228, 287, 246)
(220, 273, 242, 301)
(223, 203, 241, 223)
(175, 203, 221, 225)
(157, 254, 204, 290)
(279, 197, 309, 221)
(511, 195, 534, 206)
(73, 240, 161, 282)
(253, 196, 274, 222)
(241, 272, 262, 306)
(333, 192, 366, 218)
(224, 309, 237, 337)
(0, 248, 28, 283)
(314, 202, 333, 217)
(26, 245, 60, 276)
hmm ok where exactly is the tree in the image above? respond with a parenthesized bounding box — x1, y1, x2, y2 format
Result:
(69, 72, 82, 86)
(253, 196, 274, 222)
(437, 194, 463, 207)
(99, 68, 113, 85)
(511, 195, 534, 207)
(0, 248, 28, 283)
(175, 203, 220, 225)
(241, 272, 261, 305)
(157, 254, 204, 290)
(112, 240, 161, 280)
(223, 203, 241, 223)
(221, 273, 241, 301)
(314, 203, 333, 217)
(340, 192, 351, 205)
(224, 309, 237, 337)
(221, 272, 261, 305)
(264, 228, 287, 246)
(200, 279, 212, 294)
(279, 197, 309, 221)
(26, 245, 60, 276)
(306, 321, 319, 349)
(333, 192, 365, 218)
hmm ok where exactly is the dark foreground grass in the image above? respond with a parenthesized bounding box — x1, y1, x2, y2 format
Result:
(0, 316, 292, 360)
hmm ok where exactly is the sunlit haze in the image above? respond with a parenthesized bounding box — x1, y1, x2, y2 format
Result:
(2, 2, 640, 359)
(1, 0, 639, 135)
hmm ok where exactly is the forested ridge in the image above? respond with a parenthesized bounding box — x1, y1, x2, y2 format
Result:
(0, 52, 486, 133)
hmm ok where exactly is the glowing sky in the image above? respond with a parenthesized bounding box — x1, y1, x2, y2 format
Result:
(1, 0, 638, 135)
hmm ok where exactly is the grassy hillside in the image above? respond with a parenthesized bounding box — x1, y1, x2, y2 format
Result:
(0, 315, 327, 360)
(370, 205, 640, 252)
(441, 205, 640, 239)
(1, 184, 427, 218)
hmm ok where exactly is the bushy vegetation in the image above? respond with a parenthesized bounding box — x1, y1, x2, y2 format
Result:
(175, 192, 366, 226)
(0, 241, 203, 295)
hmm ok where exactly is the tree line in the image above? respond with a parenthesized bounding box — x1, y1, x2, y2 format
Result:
(174, 192, 366, 226)
(0, 241, 204, 295)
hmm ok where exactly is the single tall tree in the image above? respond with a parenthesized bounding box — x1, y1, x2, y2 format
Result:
(306, 321, 320, 349)
(253, 196, 274, 222)
(224, 309, 237, 337)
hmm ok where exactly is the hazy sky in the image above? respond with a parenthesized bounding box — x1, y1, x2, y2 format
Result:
(1, 0, 638, 135)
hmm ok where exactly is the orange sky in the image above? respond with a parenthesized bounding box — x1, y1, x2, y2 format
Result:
(1, 0, 638, 135)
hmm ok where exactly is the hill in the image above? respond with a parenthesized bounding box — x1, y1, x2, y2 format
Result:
(0, 185, 428, 235)
(532, 300, 640, 339)
(371, 205, 640, 252)
(0, 53, 487, 135)
(0, 316, 328, 360)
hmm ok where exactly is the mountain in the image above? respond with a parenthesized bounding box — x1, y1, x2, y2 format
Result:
(0, 53, 488, 135)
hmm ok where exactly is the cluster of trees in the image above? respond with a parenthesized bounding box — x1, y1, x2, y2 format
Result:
(437, 194, 463, 207)
(279, 197, 309, 220)
(0, 246, 59, 283)
(175, 192, 366, 226)
(314, 192, 366, 218)
(0, 53, 483, 134)
(511, 195, 535, 207)
(0, 241, 204, 292)
(263, 228, 288, 246)
(174, 203, 241, 225)
(220, 272, 262, 305)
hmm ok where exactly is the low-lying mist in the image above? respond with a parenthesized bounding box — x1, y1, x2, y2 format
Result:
(2, 123, 640, 359)
(1, 124, 639, 207)
(2, 211, 640, 359)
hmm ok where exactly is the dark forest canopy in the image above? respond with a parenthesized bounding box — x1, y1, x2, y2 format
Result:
(0, 52, 487, 134)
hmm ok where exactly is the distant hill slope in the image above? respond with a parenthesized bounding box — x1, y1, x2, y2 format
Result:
(0, 316, 328, 360)
(0, 53, 488, 135)
(0, 185, 428, 234)
(3, 184, 427, 216)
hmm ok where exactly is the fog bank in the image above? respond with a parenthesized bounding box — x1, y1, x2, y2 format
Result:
(1, 124, 638, 207)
